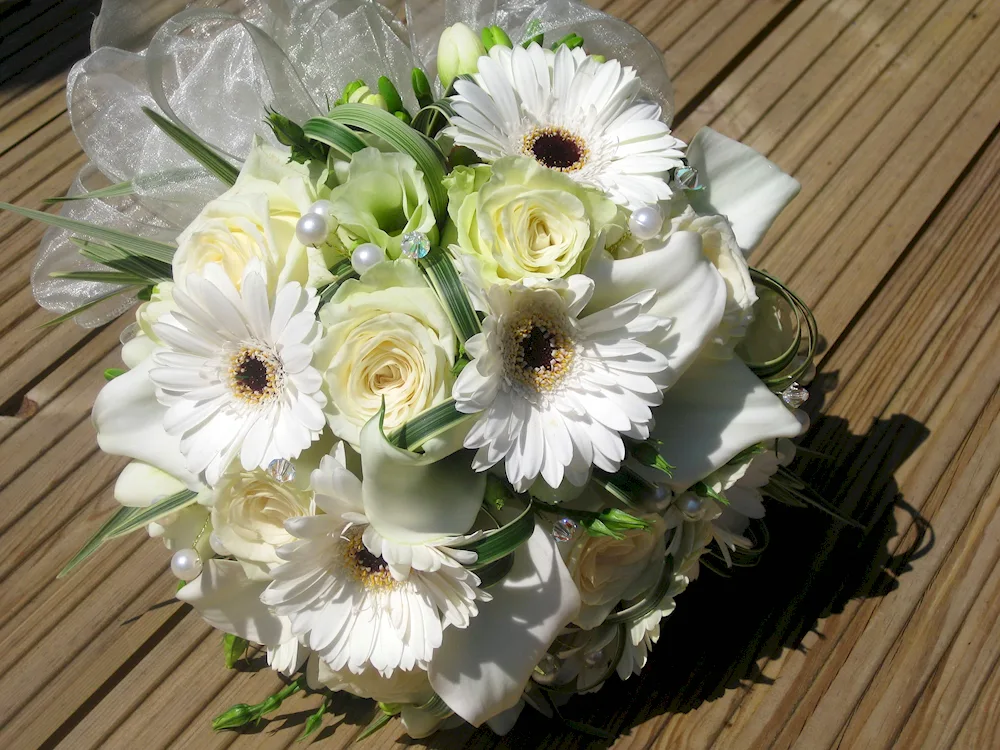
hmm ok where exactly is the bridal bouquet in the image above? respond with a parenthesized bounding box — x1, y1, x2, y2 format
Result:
(6, 0, 837, 740)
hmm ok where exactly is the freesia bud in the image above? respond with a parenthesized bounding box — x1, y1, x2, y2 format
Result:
(437, 23, 486, 90)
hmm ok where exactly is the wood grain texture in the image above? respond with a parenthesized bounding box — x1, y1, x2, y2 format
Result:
(0, 0, 998, 747)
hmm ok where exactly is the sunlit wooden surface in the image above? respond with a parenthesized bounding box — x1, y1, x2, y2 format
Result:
(2, 0, 1000, 747)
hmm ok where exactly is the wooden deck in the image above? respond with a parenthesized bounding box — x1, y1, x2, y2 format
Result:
(2, 0, 1000, 747)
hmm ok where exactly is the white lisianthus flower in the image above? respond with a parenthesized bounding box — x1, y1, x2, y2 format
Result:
(565, 514, 668, 629)
(316, 261, 456, 447)
(262, 435, 490, 677)
(148, 262, 326, 486)
(444, 157, 616, 294)
(445, 44, 685, 208)
(437, 22, 487, 90)
(453, 274, 669, 491)
(173, 143, 334, 294)
(325, 148, 437, 257)
(210, 466, 314, 573)
(670, 207, 756, 356)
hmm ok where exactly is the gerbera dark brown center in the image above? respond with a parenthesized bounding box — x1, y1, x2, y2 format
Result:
(505, 308, 575, 393)
(343, 530, 396, 589)
(522, 126, 588, 172)
(228, 346, 283, 405)
(520, 325, 557, 370)
(235, 356, 270, 394)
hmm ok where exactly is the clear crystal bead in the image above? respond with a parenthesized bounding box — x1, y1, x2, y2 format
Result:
(673, 165, 702, 191)
(400, 231, 431, 259)
(551, 517, 578, 543)
(583, 648, 605, 667)
(266, 458, 296, 483)
(781, 382, 809, 408)
(532, 653, 561, 685)
(119, 321, 141, 347)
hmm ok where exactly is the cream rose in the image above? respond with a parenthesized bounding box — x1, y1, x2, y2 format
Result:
(444, 157, 616, 292)
(316, 261, 456, 447)
(210, 467, 313, 571)
(671, 207, 756, 356)
(172, 143, 335, 293)
(567, 515, 667, 629)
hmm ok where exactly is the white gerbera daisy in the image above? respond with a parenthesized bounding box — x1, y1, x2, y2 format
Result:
(445, 43, 685, 208)
(149, 262, 326, 486)
(261, 450, 490, 678)
(453, 275, 669, 492)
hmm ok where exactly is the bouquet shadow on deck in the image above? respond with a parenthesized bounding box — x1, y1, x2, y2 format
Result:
(439, 371, 932, 749)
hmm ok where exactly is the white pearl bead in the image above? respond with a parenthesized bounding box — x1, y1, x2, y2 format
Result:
(643, 484, 672, 513)
(628, 205, 664, 240)
(679, 494, 705, 519)
(351, 242, 386, 275)
(171, 548, 203, 581)
(308, 199, 335, 218)
(208, 532, 228, 557)
(295, 213, 329, 246)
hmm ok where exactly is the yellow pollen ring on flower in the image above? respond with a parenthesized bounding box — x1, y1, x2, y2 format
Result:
(521, 125, 589, 173)
(228, 345, 284, 406)
(504, 307, 575, 393)
(342, 529, 397, 590)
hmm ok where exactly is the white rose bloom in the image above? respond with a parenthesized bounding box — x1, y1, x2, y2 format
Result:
(210, 467, 314, 574)
(565, 514, 668, 629)
(670, 206, 756, 357)
(172, 143, 334, 294)
(316, 261, 457, 448)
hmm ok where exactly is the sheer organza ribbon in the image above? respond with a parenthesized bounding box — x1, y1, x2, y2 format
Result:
(32, 0, 674, 327)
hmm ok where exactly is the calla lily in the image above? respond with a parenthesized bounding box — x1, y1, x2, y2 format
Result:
(686, 128, 800, 255)
(359, 413, 486, 544)
(114, 461, 190, 507)
(641, 356, 808, 490)
(585, 230, 727, 383)
(92, 355, 201, 489)
(177, 558, 302, 672)
(428, 525, 581, 727)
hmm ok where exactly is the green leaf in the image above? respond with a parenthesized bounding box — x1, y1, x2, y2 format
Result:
(325, 103, 448, 220)
(551, 32, 584, 50)
(317, 257, 359, 305)
(38, 284, 143, 329)
(457, 499, 535, 568)
(58, 489, 199, 578)
(142, 107, 240, 186)
(301, 116, 368, 158)
(605, 557, 675, 624)
(105, 489, 199, 539)
(0, 201, 176, 264)
(386, 399, 473, 452)
(223, 633, 250, 669)
(51, 270, 150, 285)
(72, 237, 173, 282)
(355, 708, 395, 742)
(591, 465, 658, 509)
(43, 180, 134, 204)
(419, 246, 481, 344)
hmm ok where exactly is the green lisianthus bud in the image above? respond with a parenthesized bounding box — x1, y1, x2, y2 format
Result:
(437, 22, 487, 89)
(212, 704, 255, 731)
(377, 75, 406, 114)
(411, 67, 433, 108)
(103, 368, 125, 381)
(551, 32, 584, 50)
(337, 79, 366, 106)
(481, 25, 512, 51)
